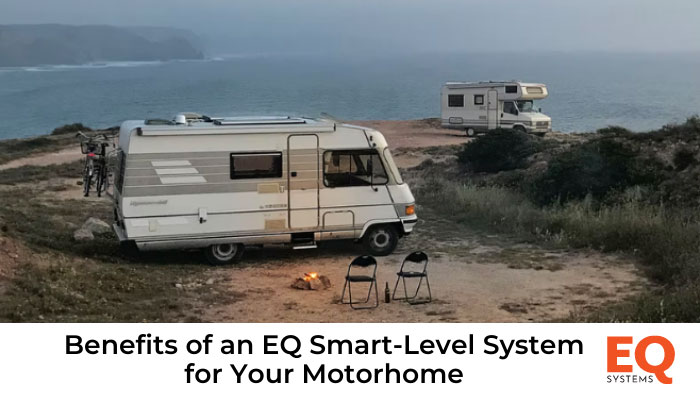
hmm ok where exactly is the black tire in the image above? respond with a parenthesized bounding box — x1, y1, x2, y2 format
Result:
(95, 166, 104, 197)
(513, 125, 527, 133)
(204, 243, 245, 266)
(362, 224, 399, 256)
(83, 171, 92, 197)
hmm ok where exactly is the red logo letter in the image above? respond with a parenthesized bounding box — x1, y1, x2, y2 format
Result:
(635, 336, 675, 384)
(607, 336, 633, 373)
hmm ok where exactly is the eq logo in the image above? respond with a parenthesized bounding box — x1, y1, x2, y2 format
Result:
(607, 336, 675, 384)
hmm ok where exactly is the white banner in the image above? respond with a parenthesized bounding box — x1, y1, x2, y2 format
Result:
(0, 323, 696, 398)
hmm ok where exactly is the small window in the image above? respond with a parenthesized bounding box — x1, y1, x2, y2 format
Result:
(230, 152, 282, 179)
(505, 85, 518, 94)
(448, 94, 464, 107)
(474, 95, 484, 105)
(323, 150, 388, 187)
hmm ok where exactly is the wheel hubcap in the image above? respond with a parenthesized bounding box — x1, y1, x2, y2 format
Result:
(214, 244, 235, 259)
(371, 231, 389, 249)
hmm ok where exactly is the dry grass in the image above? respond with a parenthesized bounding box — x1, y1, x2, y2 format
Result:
(411, 172, 700, 322)
(0, 184, 241, 322)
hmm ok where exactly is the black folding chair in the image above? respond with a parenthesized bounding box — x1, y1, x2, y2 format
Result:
(340, 255, 378, 309)
(392, 251, 431, 304)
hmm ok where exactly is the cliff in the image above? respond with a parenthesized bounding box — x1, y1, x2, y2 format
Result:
(0, 24, 204, 67)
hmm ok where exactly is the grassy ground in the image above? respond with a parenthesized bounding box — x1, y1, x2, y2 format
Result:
(408, 150, 700, 322)
(0, 183, 240, 322)
(0, 133, 77, 165)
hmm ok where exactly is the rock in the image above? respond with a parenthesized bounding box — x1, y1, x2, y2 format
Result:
(310, 276, 331, 290)
(82, 217, 111, 234)
(291, 275, 331, 290)
(73, 228, 94, 241)
(205, 278, 215, 285)
(309, 278, 324, 290)
(291, 278, 310, 290)
(175, 283, 183, 289)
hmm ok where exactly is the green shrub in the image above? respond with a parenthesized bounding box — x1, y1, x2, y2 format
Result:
(530, 138, 661, 204)
(673, 147, 697, 171)
(51, 123, 92, 136)
(457, 129, 544, 173)
(597, 126, 632, 135)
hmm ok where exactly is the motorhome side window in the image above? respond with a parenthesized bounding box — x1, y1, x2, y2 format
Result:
(229, 152, 282, 179)
(448, 94, 464, 107)
(503, 101, 517, 115)
(505, 85, 518, 94)
(323, 150, 388, 187)
(474, 95, 484, 105)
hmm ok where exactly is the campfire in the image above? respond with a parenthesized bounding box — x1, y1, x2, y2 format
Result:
(291, 272, 331, 290)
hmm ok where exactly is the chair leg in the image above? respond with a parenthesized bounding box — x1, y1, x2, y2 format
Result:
(348, 280, 379, 310)
(409, 276, 423, 299)
(407, 275, 432, 305)
(392, 274, 402, 300)
(340, 279, 349, 304)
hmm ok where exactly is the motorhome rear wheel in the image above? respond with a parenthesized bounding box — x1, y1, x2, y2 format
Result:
(205, 243, 245, 266)
(466, 128, 476, 137)
(363, 224, 399, 256)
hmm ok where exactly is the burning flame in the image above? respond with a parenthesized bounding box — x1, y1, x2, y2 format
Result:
(303, 272, 319, 282)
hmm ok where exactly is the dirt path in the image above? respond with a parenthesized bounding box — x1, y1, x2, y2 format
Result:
(348, 119, 469, 148)
(200, 208, 643, 322)
(0, 146, 82, 171)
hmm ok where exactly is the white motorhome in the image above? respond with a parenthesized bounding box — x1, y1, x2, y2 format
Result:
(441, 81, 552, 136)
(112, 114, 417, 265)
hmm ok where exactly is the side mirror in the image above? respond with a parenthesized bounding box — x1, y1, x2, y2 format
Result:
(539, 107, 542, 113)
(332, 154, 340, 167)
(368, 157, 378, 192)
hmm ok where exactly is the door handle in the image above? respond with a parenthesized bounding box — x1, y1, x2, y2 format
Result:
(291, 171, 297, 177)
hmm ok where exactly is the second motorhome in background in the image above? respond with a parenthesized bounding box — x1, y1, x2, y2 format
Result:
(441, 81, 552, 136)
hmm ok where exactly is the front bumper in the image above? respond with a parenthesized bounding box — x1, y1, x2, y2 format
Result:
(401, 215, 418, 234)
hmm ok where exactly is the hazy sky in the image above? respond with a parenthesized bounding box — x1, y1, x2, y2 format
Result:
(1, 0, 698, 54)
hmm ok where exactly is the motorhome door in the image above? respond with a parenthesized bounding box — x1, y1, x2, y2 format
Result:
(287, 134, 320, 229)
(487, 89, 498, 130)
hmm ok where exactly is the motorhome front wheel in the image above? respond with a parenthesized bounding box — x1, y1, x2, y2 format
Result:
(205, 243, 245, 266)
(363, 225, 399, 256)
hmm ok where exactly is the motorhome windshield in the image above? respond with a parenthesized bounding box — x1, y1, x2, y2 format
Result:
(516, 100, 538, 113)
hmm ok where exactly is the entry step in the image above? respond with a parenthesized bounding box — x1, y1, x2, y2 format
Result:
(293, 243, 317, 250)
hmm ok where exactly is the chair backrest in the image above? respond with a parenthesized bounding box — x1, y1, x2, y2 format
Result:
(351, 255, 377, 267)
(347, 255, 377, 277)
(401, 251, 428, 272)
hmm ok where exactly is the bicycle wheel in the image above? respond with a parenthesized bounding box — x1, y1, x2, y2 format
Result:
(83, 160, 93, 197)
(95, 165, 104, 197)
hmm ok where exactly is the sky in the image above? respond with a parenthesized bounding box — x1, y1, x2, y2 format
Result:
(1, 0, 699, 55)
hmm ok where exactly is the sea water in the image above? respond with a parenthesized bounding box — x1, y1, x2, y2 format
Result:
(0, 52, 699, 139)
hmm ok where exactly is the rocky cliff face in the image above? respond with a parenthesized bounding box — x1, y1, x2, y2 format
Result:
(0, 24, 204, 67)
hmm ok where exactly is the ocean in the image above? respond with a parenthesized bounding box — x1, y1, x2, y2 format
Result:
(1, 52, 699, 139)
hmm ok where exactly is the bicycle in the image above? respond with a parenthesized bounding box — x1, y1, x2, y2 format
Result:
(77, 131, 112, 197)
